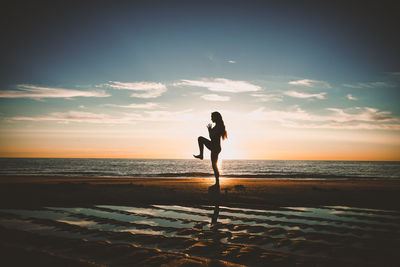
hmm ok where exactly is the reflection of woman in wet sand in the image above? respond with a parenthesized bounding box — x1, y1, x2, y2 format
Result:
(194, 111, 227, 191)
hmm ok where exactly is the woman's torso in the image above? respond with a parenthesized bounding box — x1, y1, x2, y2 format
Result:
(210, 126, 222, 151)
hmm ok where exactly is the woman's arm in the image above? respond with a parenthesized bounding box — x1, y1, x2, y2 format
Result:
(207, 123, 212, 138)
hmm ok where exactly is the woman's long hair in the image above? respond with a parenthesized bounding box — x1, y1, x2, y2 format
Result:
(212, 111, 228, 140)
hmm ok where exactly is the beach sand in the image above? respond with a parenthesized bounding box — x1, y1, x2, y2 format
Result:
(1, 176, 399, 266)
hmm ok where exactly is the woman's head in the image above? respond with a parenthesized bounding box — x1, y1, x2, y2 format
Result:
(211, 111, 222, 123)
(211, 111, 227, 140)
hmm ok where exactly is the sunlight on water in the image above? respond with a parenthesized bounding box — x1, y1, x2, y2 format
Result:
(121, 228, 165, 235)
(57, 219, 97, 227)
(153, 205, 214, 215)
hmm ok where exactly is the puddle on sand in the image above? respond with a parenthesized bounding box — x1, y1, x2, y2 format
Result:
(1, 204, 399, 260)
(51, 206, 195, 229)
(99, 205, 209, 224)
(219, 205, 400, 231)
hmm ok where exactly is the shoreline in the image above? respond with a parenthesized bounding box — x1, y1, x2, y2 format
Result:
(1, 175, 399, 181)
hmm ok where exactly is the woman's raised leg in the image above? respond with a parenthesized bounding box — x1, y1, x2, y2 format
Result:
(194, 136, 212, 160)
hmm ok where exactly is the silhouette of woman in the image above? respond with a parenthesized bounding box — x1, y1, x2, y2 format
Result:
(194, 111, 227, 191)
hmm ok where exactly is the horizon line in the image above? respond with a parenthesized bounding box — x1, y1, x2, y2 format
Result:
(0, 156, 399, 162)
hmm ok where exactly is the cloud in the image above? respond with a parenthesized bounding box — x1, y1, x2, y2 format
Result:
(103, 81, 167, 98)
(0, 85, 110, 100)
(284, 91, 326, 99)
(11, 111, 138, 124)
(251, 94, 282, 102)
(387, 72, 400, 78)
(175, 78, 261, 93)
(326, 107, 395, 122)
(342, 82, 393, 88)
(105, 102, 159, 109)
(201, 94, 230, 101)
(288, 79, 331, 88)
(287, 121, 400, 130)
(247, 106, 316, 122)
(143, 109, 195, 121)
(228, 60, 236, 64)
(346, 94, 358, 101)
(9, 109, 196, 124)
(247, 106, 399, 130)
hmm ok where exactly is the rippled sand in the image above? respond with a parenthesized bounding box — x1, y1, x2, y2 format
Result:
(1, 204, 400, 266)
(0, 177, 399, 266)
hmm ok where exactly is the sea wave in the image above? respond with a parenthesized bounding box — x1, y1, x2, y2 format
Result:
(1, 158, 399, 180)
(153, 172, 398, 180)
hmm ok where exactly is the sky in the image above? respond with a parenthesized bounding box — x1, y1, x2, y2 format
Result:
(1, 0, 399, 160)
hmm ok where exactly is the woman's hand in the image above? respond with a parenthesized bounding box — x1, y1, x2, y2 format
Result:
(207, 123, 212, 130)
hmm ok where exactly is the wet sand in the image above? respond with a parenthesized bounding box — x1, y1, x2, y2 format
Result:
(1, 176, 400, 209)
(0, 176, 399, 266)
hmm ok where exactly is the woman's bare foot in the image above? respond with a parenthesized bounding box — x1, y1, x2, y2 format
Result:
(193, 154, 203, 160)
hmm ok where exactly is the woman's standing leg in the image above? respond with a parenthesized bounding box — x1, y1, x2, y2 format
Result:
(211, 151, 220, 186)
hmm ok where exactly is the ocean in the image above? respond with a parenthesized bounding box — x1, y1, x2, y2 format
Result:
(0, 158, 399, 180)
